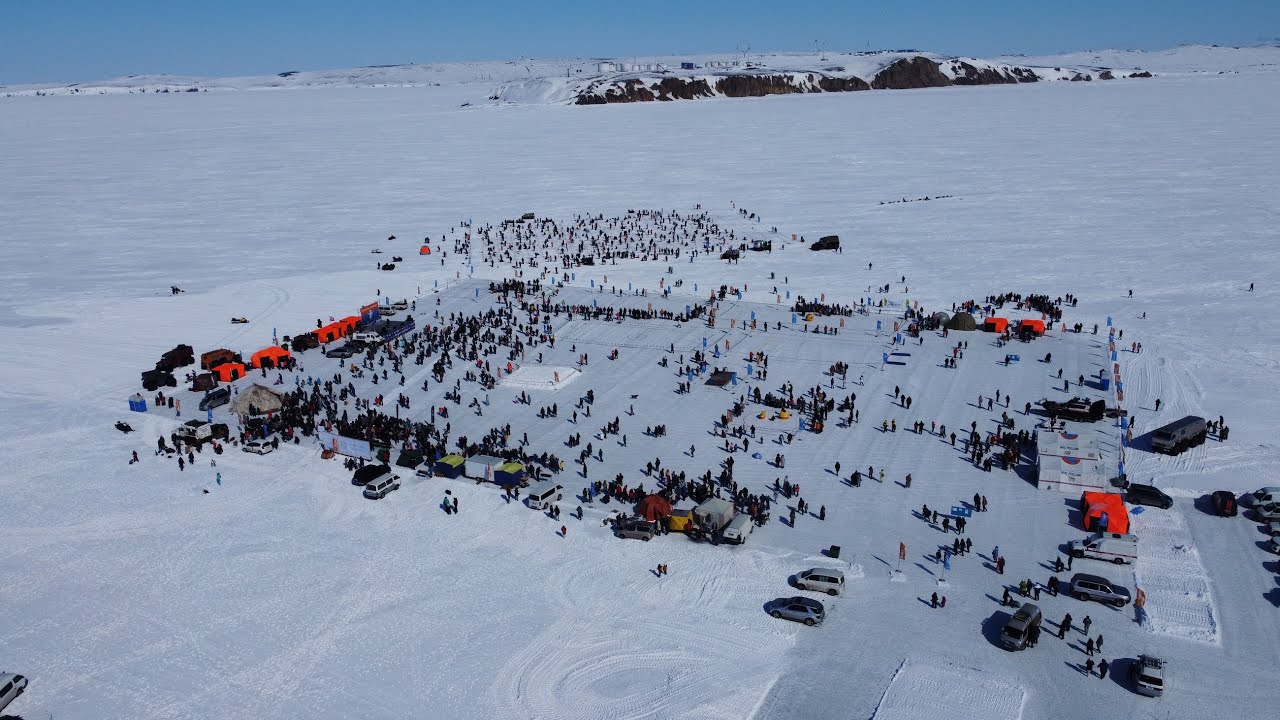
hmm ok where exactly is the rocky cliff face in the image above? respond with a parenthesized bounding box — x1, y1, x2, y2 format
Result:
(947, 61, 1039, 85)
(573, 55, 1145, 105)
(870, 57, 953, 89)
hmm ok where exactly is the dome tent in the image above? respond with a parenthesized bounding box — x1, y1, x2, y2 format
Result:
(931, 311, 951, 325)
(636, 494, 673, 522)
(946, 312, 977, 331)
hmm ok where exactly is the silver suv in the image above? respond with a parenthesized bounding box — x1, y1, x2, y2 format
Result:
(1069, 573, 1132, 607)
(617, 518, 658, 541)
(1130, 654, 1165, 697)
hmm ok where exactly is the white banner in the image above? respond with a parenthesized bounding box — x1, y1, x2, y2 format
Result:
(315, 430, 372, 460)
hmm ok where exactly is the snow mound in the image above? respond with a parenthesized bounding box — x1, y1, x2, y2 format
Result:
(1130, 506, 1220, 643)
(872, 658, 1026, 720)
(501, 365, 580, 390)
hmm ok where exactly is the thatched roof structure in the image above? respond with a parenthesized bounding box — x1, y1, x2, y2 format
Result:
(231, 384, 284, 417)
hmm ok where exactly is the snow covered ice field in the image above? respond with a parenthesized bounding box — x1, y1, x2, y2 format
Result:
(2, 49, 1280, 719)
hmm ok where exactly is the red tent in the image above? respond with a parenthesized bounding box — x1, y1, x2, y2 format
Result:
(984, 317, 1009, 333)
(211, 362, 246, 382)
(250, 346, 292, 369)
(636, 495, 673, 522)
(339, 316, 361, 333)
(1020, 319, 1046, 335)
(314, 323, 347, 343)
(1081, 491, 1129, 534)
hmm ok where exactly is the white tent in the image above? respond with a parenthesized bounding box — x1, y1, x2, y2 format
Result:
(464, 454, 505, 481)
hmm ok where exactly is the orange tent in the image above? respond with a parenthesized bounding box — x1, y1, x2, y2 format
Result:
(314, 323, 346, 343)
(339, 316, 361, 334)
(983, 317, 1009, 333)
(211, 362, 246, 382)
(419, 246, 432, 255)
(1019, 319, 1046, 335)
(1081, 491, 1129, 534)
(250, 346, 292, 369)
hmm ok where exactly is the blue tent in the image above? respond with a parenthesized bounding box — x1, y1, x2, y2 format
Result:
(495, 462, 525, 487)
(128, 394, 147, 413)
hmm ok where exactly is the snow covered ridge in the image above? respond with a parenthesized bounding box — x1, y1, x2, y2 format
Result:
(4, 43, 1276, 102)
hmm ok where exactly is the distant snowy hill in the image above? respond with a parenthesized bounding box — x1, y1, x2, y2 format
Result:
(4, 43, 1277, 105)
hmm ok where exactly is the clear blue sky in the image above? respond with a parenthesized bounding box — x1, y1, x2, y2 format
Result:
(2, 0, 1276, 84)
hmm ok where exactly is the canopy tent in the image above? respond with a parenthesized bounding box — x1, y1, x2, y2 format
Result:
(706, 370, 737, 387)
(339, 316, 361, 334)
(313, 323, 347, 344)
(231, 384, 284, 417)
(636, 494, 674, 522)
(1019, 319, 1046, 335)
(434, 454, 465, 478)
(983, 317, 1009, 333)
(946, 312, 977, 331)
(465, 454, 505, 481)
(667, 508, 694, 532)
(210, 362, 246, 383)
(250, 346, 291, 369)
(1081, 491, 1129, 534)
(395, 449, 424, 469)
(494, 462, 525, 487)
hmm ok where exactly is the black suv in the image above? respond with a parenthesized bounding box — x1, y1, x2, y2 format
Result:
(1126, 483, 1173, 509)
(1210, 490, 1237, 517)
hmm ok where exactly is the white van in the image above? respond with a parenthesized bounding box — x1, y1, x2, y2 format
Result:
(721, 514, 754, 544)
(1068, 532, 1137, 565)
(363, 474, 401, 499)
(527, 481, 563, 510)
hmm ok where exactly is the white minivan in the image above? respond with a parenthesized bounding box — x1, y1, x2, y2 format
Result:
(527, 481, 563, 510)
(721, 514, 754, 544)
(1068, 532, 1137, 565)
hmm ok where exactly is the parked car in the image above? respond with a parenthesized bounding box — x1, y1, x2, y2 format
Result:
(1254, 502, 1280, 523)
(363, 474, 401, 499)
(1243, 488, 1280, 508)
(1000, 602, 1043, 651)
(1130, 654, 1165, 697)
(325, 345, 356, 359)
(765, 596, 825, 626)
(1126, 483, 1173, 509)
(721, 514, 754, 544)
(351, 331, 384, 345)
(352, 463, 392, 486)
(1265, 521, 1280, 537)
(199, 386, 231, 411)
(242, 439, 274, 455)
(795, 568, 845, 596)
(617, 518, 658, 541)
(1068, 532, 1137, 565)
(0, 672, 28, 713)
(1266, 536, 1280, 555)
(1068, 573, 1132, 607)
(1211, 490, 1238, 517)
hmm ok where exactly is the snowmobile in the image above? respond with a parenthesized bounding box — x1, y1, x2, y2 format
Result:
(115, 421, 134, 433)
(231, 317, 249, 324)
